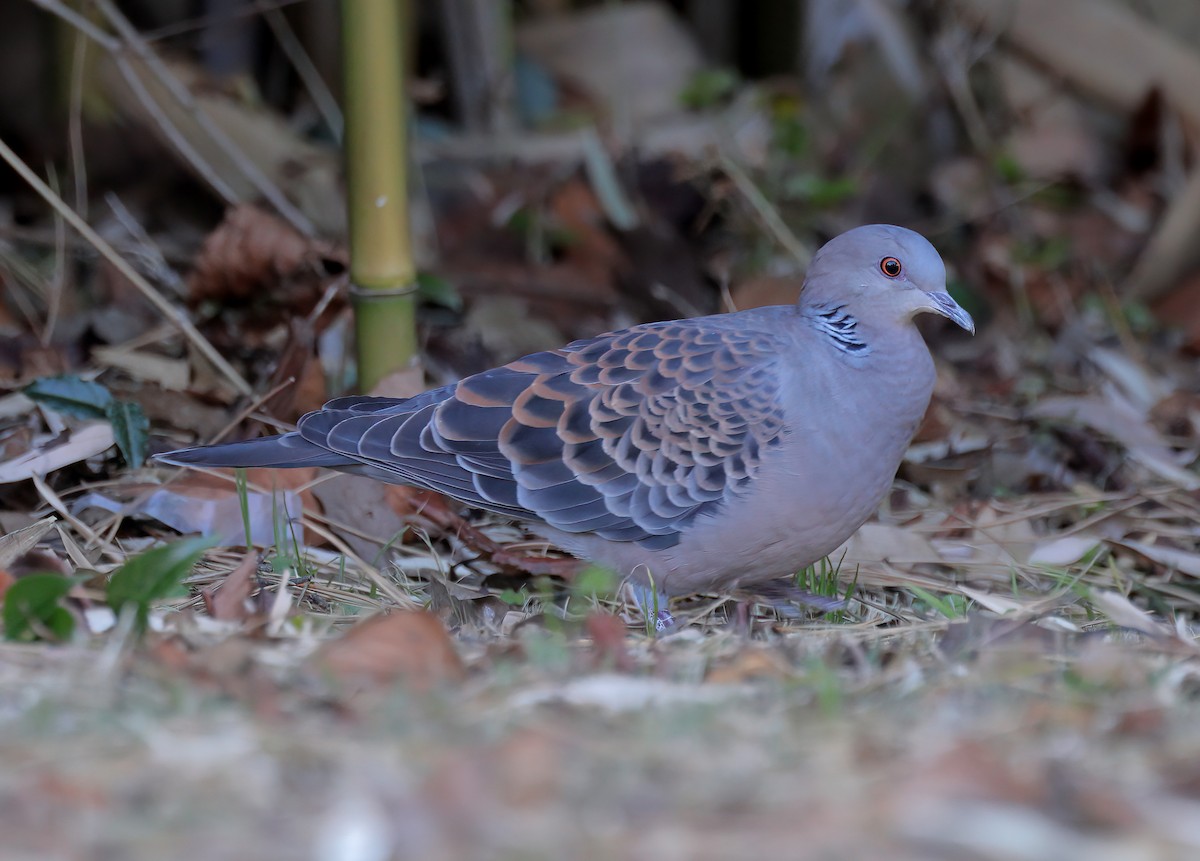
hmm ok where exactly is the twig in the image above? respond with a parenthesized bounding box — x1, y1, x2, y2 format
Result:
(29, 0, 243, 205)
(68, 26, 89, 219)
(90, 0, 317, 236)
(96, 0, 316, 234)
(44, 163, 66, 346)
(27, 0, 116, 50)
(718, 151, 813, 268)
(92, 0, 315, 234)
(110, 52, 242, 206)
(140, 0, 305, 44)
(262, 4, 343, 142)
(32, 473, 108, 552)
(104, 192, 188, 297)
(0, 134, 253, 396)
(206, 376, 298, 445)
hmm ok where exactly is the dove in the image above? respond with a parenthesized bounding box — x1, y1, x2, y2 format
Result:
(159, 225, 973, 628)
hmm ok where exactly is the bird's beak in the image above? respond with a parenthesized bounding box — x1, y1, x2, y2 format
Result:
(926, 291, 975, 334)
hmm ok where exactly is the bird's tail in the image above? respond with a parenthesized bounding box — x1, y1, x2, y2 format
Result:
(155, 432, 354, 469)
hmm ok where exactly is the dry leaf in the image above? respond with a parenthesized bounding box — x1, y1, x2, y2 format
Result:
(310, 474, 409, 561)
(0, 424, 114, 485)
(202, 553, 258, 622)
(1090, 590, 1168, 637)
(837, 523, 941, 567)
(585, 611, 633, 672)
(188, 204, 346, 310)
(77, 474, 307, 547)
(0, 516, 58, 569)
(958, 587, 1038, 616)
(314, 611, 465, 692)
(1116, 540, 1200, 578)
(705, 648, 791, 684)
(1031, 394, 1199, 489)
(91, 346, 190, 391)
(1028, 534, 1102, 567)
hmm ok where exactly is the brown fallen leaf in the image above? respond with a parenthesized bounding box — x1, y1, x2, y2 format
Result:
(311, 474, 409, 562)
(262, 319, 329, 422)
(202, 553, 258, 622)
(187, 204, 346, 313)
(705, 648, 791, 684)
(585, 611, 633, 672)
(314, 611, 465, 693)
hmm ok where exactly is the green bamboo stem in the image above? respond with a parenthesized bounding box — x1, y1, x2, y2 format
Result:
(342, 0, 418, 392)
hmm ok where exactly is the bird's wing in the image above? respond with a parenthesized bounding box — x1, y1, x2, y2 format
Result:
(300, 319, 790, 548)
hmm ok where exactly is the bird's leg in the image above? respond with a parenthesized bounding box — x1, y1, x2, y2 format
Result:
(734, 600, 751, 636)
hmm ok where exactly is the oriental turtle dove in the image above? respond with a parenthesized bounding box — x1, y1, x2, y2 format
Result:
(159, 225, 973, 625)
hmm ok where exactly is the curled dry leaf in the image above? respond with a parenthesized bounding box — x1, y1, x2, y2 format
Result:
(585, 611, 633, 672)
(202, 553, 258, 622)
(187, 204, 346, 314)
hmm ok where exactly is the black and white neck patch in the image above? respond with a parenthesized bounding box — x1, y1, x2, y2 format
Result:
(808, 304, 869, 355)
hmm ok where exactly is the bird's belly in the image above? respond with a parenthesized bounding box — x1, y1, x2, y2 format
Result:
(545, 421, 911, 597)
(657, 433, 903, 593)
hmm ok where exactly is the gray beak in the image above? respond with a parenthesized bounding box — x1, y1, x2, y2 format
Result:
(927, 291, 975, 334)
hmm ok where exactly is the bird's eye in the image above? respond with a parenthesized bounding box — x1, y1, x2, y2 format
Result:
(880, 257, 902, 277)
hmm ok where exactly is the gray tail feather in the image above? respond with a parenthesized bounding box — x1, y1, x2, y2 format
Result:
(155, 432, 355, 469)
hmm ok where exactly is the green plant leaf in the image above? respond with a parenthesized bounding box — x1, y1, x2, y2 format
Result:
(3, 573, 76, 642)
(680, 67, 739, 110)
(105, 400, 150, 469)
(909, 585, 968, 620)
(106, 537, 213, 631)
(571, 564, 617, 600)
(24, 375, 113, 420)
(416, 271, 462, 312)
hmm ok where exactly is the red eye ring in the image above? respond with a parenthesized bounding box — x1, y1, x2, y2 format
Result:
(880, 257, 902, 277)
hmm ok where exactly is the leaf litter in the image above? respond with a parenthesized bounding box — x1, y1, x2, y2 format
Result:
(2, 1, 1200, 858)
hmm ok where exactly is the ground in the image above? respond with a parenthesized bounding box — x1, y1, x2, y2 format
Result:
(3, 1, 1200, 859)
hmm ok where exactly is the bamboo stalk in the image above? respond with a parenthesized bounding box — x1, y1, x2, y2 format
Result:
(342, 0, 418, 392)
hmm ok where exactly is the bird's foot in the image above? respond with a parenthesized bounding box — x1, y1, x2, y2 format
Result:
(625, 584, 675, 633)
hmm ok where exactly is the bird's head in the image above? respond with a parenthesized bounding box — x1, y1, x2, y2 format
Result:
(800, 224, 974, 334)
